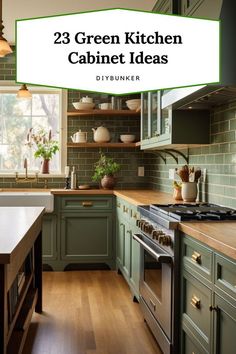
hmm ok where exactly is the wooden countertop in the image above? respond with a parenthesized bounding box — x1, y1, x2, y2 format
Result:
(179, 222, 236, 260)
(114, 190, 177, 205)
(0, 206, 45, 264)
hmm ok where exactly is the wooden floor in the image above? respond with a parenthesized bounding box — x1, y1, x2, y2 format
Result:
(22, 271, 162, 354)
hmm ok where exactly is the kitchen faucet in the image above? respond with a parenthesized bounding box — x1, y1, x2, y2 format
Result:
(15, 158, 39, 185)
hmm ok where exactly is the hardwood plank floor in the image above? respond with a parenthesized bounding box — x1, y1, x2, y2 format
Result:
(22, 271, 162, 354)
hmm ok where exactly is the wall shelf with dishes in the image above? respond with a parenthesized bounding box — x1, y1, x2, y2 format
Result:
(67, 142, 140, 148)
(67, 109, 140, 117)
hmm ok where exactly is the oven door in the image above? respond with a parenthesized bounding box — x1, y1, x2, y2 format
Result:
(133, 233, 173, 339)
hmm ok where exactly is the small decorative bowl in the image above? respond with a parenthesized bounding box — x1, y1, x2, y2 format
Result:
(72, 102, 95, 110)
(126, 99, 141, 110)
(120, 134, 135, 143)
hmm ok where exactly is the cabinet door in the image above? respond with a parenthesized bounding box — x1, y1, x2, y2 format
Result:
(116, 218, 125, 268)
(60, 212, 113, 261)
(130, 225, 140, 299)
(42, 214, 57, 261)
(213, 295, 236, 354)
(123, 225, 131, 279)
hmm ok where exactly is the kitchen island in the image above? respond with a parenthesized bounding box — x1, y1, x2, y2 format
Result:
(0, 206, 45, 354)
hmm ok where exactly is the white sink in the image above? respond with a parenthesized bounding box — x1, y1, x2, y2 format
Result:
(0, 191, 54, 212)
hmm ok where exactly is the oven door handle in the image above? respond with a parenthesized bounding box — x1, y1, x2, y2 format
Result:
(133, 233, 173, 263)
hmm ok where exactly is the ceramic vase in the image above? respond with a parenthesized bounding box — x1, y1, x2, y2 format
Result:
(101, 175, 115, 189)
(181, 182, 198, 202)
(41, 159, 50, 174)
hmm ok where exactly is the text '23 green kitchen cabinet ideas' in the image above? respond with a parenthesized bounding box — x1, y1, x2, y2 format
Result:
(42, 195, 115, 271)
(181, 234, 236, 354)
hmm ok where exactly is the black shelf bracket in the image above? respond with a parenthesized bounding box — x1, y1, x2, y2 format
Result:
(164, 149, 189, 164)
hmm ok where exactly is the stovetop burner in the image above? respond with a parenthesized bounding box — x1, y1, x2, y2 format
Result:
(149, 203, 236, 221)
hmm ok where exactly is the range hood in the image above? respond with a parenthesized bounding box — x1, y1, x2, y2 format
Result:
(162, 0, 236, 110)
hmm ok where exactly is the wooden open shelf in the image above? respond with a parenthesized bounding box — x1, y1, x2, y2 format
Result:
(67, 109, 140, 116)
(67, 142, 140, 148)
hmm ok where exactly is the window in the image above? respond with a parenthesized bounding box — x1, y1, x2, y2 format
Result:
(0, 83, 67, 175)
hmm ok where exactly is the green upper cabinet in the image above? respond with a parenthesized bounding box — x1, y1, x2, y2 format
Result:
(141, 92, 210, 149)
(181, 0, 223, 19)
(153, 0, 179, 14)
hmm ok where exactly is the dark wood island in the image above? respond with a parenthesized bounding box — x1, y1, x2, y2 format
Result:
(0, 206, 45, 354)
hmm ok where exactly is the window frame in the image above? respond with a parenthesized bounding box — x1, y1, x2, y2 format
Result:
(0, 81, 67, 177)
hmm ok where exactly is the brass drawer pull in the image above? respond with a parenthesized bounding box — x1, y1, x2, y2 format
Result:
(191, 295, 201, 309)
(82, 201, 93, 207)
(132, 212, 138, 219)
(117, 202, 121, 208)
(191, 251, 201, 264)
(123, 206, 129, 213)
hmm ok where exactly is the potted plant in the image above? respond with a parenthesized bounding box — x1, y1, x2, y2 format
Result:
(26, 128, 59, 174)
(92, 153, 120, 189)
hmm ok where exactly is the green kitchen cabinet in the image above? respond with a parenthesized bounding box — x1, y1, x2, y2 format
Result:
(59, 195, 115, 270)
(181, 233, 236, 354)
(141, 91, 210, 150)
(213, 294, 236, 354)
(42, 213, 57, 262)
(116, 197, 140, 300)
(60, 212, 113, 267)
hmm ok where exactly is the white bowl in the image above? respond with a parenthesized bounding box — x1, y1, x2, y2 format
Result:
(126, 99, 141, 110)
(120, 134, 135, 143)
(72, 102, 95, 110)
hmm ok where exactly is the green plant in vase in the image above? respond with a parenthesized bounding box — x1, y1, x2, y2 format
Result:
(92, 153, 120, 189)
(26, 128, 59, 174)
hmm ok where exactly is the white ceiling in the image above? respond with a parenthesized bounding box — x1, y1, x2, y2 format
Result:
(3, 0, 156, 44)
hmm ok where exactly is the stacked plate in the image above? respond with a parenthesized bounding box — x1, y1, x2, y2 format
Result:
(72, 102, 95, 110)
(126, 99, 141, 110)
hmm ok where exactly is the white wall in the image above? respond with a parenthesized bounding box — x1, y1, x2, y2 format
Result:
(3, 0, 156, 43)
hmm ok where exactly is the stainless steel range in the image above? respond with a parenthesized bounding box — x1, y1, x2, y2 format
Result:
(133, 203, 236, 354)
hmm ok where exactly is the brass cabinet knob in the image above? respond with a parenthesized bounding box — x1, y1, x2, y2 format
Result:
(191, 295, 201, 309)
(191, 251, 201, 264)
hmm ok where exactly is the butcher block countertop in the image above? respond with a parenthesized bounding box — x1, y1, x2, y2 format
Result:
(0, 206, 45, 264)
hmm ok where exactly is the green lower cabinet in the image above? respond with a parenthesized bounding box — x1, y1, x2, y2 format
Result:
(42, 213, 57, 261)
(130, 225, 140, 299)
(60, 212, 114, 268)
(116, 219, 125, 268)
(181, 234, 236, 354)
(182, 270, 212, 353)
(213, 294, 236, 354)
(116, 198, 140, 300)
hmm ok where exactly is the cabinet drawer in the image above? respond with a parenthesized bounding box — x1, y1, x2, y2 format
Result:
(183, 236, 213, 282)
(215, 254, 236, 301)
(182, 329, 208, 354)
(182, 271, 211, 350)
(60, 196, 113, 211)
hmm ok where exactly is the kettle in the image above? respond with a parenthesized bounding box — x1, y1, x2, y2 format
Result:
(71, 129, 87, 143)
(92, 126, 110, 143)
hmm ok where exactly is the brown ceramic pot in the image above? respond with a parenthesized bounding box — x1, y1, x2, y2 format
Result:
(101, 175, 115, 189)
